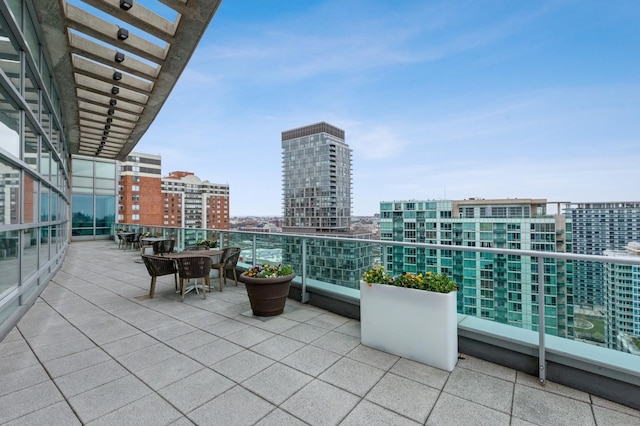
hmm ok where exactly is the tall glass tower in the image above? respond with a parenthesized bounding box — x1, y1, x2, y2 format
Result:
(281, 122, 373, 289)
(565, 202, 640, 308)
(281, 122, 352, 234)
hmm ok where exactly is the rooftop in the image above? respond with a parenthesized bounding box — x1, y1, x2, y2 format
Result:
(1, 241, 639, 425)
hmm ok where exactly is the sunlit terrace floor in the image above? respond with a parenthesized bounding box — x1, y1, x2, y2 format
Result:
(1, 241, 639, 425)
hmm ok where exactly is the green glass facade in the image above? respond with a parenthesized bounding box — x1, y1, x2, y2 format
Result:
(380, 200, 574, 337)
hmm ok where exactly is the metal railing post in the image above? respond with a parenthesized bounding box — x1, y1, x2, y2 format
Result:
(252, 234, 257, 267)
(538, 255, 546, 384)
(301, 238, 309, 303)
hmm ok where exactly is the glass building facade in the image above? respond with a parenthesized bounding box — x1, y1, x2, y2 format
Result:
(380, 199, 574, 337)
(565, 202, 640, 308)
(71, 155, 116, 239)
(281, 122, 352, 234)
(0, 1, 70, 339)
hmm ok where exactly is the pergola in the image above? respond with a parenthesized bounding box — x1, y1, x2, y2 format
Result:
(35, 0, 222, 160)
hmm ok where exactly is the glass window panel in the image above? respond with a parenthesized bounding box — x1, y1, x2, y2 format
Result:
(40, 142, 50, 181)
(95, 178, 115, 190)
(21, 227, 38, 280)
(72, 194, 93, 235)
(41, 105, 51, 138)
(0, 86, 20, 157)
(96, 195, 114, 231)
(24, 124, 38, 171)
(95, 161, 115, 179)
(39, 226, 50, 266)
(40, 186, 49, 222)
(23, 172, 37, 224)
(73, 186, 92, 194)
(51, 157, 59, 189)
(52, 123, 61, 153)
(0, 13, 21, 93)
(24, 64, 39, 117)
(72, 176, 93, 189)
(73, 159, 93, 177)
(50, 192, 58, 221)
(0, 157, 20, 224)
(6, 0, 22, 30)
(0, 230, 19, 301)
(57, 193, 66, 222)
(24, 7, 39, 68)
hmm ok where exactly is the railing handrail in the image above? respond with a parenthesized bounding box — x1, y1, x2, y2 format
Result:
(114, 223, 640, 267)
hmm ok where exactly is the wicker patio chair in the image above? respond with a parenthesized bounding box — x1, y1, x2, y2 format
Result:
(175, 256, 212, 302)
(152, 239, 175, 256)
(124, 233, 137, 251)
(141, 254, 178, 298)
(211, 247, 241, 291)
(116, 233, 124, 250)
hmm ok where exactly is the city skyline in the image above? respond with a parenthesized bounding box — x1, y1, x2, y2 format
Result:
(134, 0, 640, 216)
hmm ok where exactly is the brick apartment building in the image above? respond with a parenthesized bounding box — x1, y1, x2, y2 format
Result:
(118, 153, 229, 229)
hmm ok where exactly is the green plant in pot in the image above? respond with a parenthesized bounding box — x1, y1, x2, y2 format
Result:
(195, 239, 218, 248)
(362, 266, 457, 293)
(360, 265, 459, 371)
(239, 264, 294, 317)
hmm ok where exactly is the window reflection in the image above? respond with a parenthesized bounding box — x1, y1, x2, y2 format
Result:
(39, 226, 50, 267)
(96, 195, 115, 235)
(40, 141, 51, 181)
(72, 194, 93, 236)
(0, 158, 20, 224)
(0, 12, 21, 93)
(23, 173, 37, 224)
(0, 230, 19, 300)
(0, 86, 20, 157)
(21, 228, 38, 281)
(25, 64, 39, 117)
(24, 124, 38, 171)
(40, 187, 50, 222)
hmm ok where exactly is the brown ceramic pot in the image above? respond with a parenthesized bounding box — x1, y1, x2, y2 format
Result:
(239, 273, 294, 317)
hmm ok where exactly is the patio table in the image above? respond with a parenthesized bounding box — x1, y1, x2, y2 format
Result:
(140, 237, 169, 254)
(165, 250, 223, 295)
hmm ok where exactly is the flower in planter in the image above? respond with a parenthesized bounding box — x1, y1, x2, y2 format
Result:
(362, 266, 457, 293)
(195, 239, 218, 248)
(362, 266, 392, 285)
(243, 264, 293, 279)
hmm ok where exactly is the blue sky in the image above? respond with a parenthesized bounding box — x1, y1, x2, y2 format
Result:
(135, 0, 640, 216)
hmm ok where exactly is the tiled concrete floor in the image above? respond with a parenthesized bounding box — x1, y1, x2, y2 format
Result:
(1, 241, 639, 425)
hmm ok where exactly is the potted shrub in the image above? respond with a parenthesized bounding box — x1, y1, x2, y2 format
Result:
(196, 239, 218, 249)
(239, 264, 294, 317)
(360, 266, 459, 371)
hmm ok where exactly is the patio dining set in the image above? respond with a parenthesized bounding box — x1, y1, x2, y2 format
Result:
(140, 242, 241, 302)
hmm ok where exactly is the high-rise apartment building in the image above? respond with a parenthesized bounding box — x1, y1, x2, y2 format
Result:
(281, 122, 373, 289)
(603, 242, 640, 354)
(380, 199, 573, 337)
(117, 154, 230, 229)
(162, 171, 230, 229)
(565, 202, 640, 307)
(282, 122, 352, 234)
(118, 152, 163, 225)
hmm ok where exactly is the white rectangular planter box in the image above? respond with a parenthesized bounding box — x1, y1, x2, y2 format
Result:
(360, 281, 458, 371)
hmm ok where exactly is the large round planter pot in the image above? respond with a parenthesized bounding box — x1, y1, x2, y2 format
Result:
(239, 273, 294, 317)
